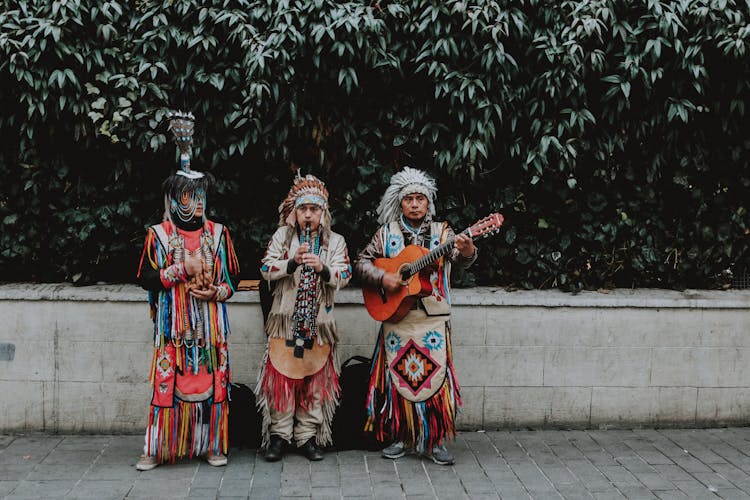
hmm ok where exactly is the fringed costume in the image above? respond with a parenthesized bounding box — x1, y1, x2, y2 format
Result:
(256, 175, 351, 458)
(136, 112, 239, 468)
(355, 167, 477, 459)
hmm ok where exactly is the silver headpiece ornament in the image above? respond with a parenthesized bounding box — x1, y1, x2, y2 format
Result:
(167, 111, 204, 180)
(376, 166, 437, 224)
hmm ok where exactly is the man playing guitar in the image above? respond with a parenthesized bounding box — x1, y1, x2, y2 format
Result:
(355, 166, 477, 466)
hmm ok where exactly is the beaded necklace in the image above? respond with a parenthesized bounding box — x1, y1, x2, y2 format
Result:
(401, 214, 425, 245)
(289, 224, 321, 358)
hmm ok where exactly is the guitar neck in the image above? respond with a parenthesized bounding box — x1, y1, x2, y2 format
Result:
(404, 228, 469, 277)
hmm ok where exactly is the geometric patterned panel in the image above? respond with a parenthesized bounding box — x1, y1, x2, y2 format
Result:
(390, 339, 441, 396)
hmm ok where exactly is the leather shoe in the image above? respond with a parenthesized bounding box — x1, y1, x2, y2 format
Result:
(300, 438, 324, 461)
(264, 435, 287, 462)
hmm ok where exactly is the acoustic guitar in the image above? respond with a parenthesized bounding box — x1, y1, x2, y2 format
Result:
(363, 213, 504, 322)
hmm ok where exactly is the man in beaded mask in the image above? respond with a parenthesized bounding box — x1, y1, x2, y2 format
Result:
(256, 173, 352, 461)
(355, 166, 477, 465)
(135, 111, 240, 470)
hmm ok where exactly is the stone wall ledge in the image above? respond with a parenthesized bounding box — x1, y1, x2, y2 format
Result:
(1, 282, 748, 309)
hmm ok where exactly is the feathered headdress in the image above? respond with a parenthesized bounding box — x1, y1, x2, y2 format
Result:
(376, 166, 437, 224)
(278, 174, 331, 228)
(162, 111, 212, 222)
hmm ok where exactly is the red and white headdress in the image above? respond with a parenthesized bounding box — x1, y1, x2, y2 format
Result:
(278, 174, 331, 228)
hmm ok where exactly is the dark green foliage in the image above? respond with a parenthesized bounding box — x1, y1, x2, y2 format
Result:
(1, 0, 748, 289)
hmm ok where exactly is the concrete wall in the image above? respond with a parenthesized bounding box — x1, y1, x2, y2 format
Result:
(1, 284, 749, 432)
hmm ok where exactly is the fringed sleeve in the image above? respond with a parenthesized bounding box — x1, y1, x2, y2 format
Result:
(137, 228, 186, 291)
(323, 234, 352, 290)
(354, 225, 387, 287)
(260, 226, 294, 282)
(213, 226, 240, 301)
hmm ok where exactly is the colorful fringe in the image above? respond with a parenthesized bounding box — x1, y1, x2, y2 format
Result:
(365, 326, 462, 454)
(138, 221, 238, 462)
(145, 400, 229, 463)
(255, 347, 341, 448)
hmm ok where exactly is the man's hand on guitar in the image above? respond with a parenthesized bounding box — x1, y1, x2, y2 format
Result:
(381, 272, 402, 292)
(455, 233, 475, 257)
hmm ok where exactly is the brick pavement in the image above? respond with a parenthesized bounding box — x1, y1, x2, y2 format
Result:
(2, 429, 750, 498)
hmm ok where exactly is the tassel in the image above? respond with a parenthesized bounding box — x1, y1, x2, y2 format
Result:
(365, 327, 461, 455)
(145, 401, 228, 463)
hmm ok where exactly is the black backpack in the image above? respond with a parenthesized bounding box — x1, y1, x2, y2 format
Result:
(228, 382, 263, 449)
(331, 355, 381, 451)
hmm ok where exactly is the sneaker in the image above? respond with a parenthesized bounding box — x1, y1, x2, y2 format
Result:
(381, 441, 406, 459)
(135, 454, 159, 471)
(426, 444, 454, 465)
(206, 452, 227, 467)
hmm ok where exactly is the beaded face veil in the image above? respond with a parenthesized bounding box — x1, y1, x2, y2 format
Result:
(162, 111, 211, 224)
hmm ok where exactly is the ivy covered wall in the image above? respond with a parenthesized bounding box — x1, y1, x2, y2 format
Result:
(1, 0, 748, 289)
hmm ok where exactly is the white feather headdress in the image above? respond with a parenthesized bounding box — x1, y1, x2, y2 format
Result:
(376, 167, 437, 224)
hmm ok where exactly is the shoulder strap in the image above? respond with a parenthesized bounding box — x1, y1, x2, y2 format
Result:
(211, 223, 224, 254)
(388, 220, 402, 238)
(430, 222, 444, 240)
(151, 224, 170, 253)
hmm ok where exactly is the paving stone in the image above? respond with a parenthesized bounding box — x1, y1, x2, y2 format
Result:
(632, 471, 676, 491)
(248, 486, 281, 499)
(494, 482, 531, 498)
(26, 462, 90, 480)
(585, 451, 620, 466)
(654, 491, 690, 499)
(0, 480, 18, 496)
(612, 483, 658, 499)
(0, 463, 35, 481)
(280, 475, 311, 496)
(509, 460, 558, 494)
(652, 464, 695, 482)
(56, 436, 111, 451)
(627, 445, 674, 466)
(188, 486, 219, 498)
(340, 473, 372, 496)
(128, 478, 192, 498)
(541, 465, 579, 484)
(592, 490, 626, 499)
(84, 463, 140, 481)
(39, 449, 101, 465)
(717, 489, 750, 500)
(555, 482, 595, 499)
(692, 472, 737, 490)
(672, 479, 720, 499)
(218, 479, 251, 496)
(0, 429, 749, 498)
(436, 492, 470, 500)
(310, 470, 340, 488)
(455, 494, 499, 500)
(598, 466, 639, 485)
(372, 485, 406, 499)
(710, 463, 750, 490)
(6, 479, 76, 498)
(617, 457, 657, 474)
(311, 485, 342, 499)
(66, 479, 134, 498)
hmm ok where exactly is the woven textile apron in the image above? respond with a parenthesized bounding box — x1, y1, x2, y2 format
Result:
(382, 220, 450, 403)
